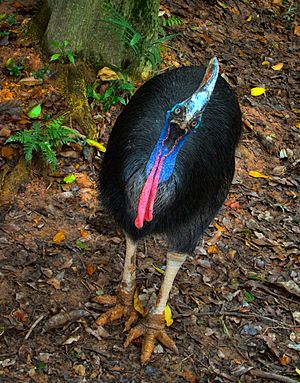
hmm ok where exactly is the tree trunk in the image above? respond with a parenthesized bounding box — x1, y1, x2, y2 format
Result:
(34, 0, 160, 71)
(28, 0, 160, 139)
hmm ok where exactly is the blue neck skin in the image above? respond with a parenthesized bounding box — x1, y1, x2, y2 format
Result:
(146, 109, 201, 183)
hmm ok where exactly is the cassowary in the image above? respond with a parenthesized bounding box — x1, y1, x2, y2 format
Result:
(97, 58, 242, 363)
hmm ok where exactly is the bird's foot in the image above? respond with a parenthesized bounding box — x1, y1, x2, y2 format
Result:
(124, 313, 178, 364)
(94, 289, 139, 331)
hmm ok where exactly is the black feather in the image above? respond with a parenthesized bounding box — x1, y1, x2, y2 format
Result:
(100, 66, 242, 254)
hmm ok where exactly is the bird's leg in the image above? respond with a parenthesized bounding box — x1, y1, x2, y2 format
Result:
(124, 252, 187, 364)
(95, 235, 139, 330)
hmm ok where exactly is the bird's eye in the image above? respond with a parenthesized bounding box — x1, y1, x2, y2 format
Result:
(174, 107, 182, 115)
(191, 119, 198, 128)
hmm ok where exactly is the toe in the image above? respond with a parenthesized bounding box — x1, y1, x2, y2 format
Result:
(94, 295, 118, 305)
(124, 310, 139, 331)
(95, 304, 124, 326)
(157, 331, 178, 353)
(141, 333, 156, 364)
(124, 326, 144, 347)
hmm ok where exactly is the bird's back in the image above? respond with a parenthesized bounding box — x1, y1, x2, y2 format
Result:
(100, 66, 241, 253)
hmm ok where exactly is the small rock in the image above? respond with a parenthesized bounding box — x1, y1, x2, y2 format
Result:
(144, 365, 158, 376)
(241, 324, 262, 336)
(255, 258, 265, 269)
(153, 344, 164, 354)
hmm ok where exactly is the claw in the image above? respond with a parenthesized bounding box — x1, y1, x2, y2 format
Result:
(95, 289, 139, 330)
(124, 313, 178, 364)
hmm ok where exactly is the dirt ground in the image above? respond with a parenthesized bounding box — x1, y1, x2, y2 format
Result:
(0, 0, 299, 382)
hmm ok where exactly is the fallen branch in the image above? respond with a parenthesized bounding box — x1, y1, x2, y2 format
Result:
(249, 369, 299, 383)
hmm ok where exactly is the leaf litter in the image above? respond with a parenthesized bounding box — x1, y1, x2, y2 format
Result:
(0, 0, 299, 382)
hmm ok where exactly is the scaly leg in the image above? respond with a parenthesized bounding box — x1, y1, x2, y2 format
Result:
(95, 235, 139, 330)
(124, 252, 187, 364)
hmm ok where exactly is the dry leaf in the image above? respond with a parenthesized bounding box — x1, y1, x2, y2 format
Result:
(245, 15, 252, 22)
(53, 230, 65, 243)
(292, 312, 300, 324)
(251, 87, 266, 96)
(215, 223, 226, 232)
(63, 335, 81, 345)
(98, 67, 119, 81)
(86, 263, 96, 277)
(294, 25, 300, 37)
(47, 278, 61, 289)
(86, 138, 106, 152)
(19, 76, 43, 86)
(12, 309, 29, 323)
(271, 62, 284, 71)
(1, 147, 14, 160)
(207, 245, 218, 254)
(262, 60, 270, 67)
(164, 305, 173, 327)
(134, 290, 146, 316)
(278, 354, 291, 366)
(217, 1, 228, 9)
(80, 228, 88, 238)
(248, 170, 271, 179)
(276, 280, 300, 297)
(74, 364, 86, 377)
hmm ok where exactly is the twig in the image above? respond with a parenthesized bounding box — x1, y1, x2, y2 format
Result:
(249, 369, 299, 383)
(209, 361, 235, 382)
(24, 314, 44, 340)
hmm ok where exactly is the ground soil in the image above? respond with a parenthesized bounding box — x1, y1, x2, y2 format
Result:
(0, 0, 299, 382)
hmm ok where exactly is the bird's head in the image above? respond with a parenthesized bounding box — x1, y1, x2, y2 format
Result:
(135, 57, 219, 229)
(167, 56, 219, 135)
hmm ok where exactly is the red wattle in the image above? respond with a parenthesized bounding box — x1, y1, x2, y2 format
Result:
(134, 153, 164, 229)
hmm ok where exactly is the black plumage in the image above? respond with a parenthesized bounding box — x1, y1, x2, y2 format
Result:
(100, 65, 242, 253)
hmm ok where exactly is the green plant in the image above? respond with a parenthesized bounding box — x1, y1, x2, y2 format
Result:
(161, 15, 183, 28)
(87, 77, 135, 112)
(5, 58, 23, 76)
(282, 4, 296, 21)
(99, 5, 178, 72)
(49, 39, 75, 65)
(6, 14, 17, 26)
(6, 116, 76, 169)
(33, 65, 49, 79)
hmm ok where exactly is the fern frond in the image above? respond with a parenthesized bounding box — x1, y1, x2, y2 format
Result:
(39, 141, 58, 169)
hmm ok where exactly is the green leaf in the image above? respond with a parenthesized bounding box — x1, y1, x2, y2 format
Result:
(50, 53, 61, 62)
(103, 87, 113, 99)
(130, 32, 141, 46)
(117, 96, 126, 105)
(49, 40, 62, 49)
(64, 174, 76, 184)
(66, 52, 75, 65)
(75, 239, 91, 251)
(244, 290, 255, 303)
(5, 57, 15, 68)
(27, 104, 42, 119)
(152, 263, 165, 274)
